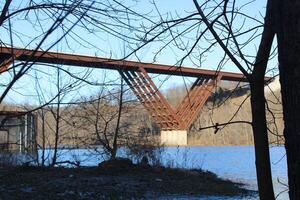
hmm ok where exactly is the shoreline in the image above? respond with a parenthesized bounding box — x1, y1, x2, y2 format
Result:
(0, 161, 256, 199)
(37, 144, 284, 150)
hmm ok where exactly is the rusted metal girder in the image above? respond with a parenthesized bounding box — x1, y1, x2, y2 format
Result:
(0, 46, 251, 81)
(0, 57, 12, 73)
(0, 46, 269, 131)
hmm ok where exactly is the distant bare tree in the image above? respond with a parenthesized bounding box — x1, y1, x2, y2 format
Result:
(69, 75, 128, 160)
(50, 67, 62, 166)
(0, 0, 151, 165)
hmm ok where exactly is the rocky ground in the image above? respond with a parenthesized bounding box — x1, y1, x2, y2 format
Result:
(0, 159, 256, 200)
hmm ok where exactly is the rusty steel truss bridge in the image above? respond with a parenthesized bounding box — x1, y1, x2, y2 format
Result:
(0, 46, 254, 145)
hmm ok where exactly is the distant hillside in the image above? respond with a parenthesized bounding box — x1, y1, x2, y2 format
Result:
(0, 78, 283, 147)
(187, 79, 283, 146)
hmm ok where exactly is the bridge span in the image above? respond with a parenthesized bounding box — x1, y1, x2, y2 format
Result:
(1, 46, 251, 145)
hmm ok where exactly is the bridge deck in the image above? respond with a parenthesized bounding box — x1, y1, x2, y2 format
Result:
(0, 46, 248, 82)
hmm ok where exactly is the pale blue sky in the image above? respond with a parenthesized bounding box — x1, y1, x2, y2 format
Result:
(0, 0, 275, 105)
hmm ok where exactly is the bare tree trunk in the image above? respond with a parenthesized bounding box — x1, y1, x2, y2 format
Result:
(111, 77, 124, 160)
(193, 0, 276, 198)
(250, 80, 275, 199)
(41, 108, 46, 167)
(248, 1, 276, 198)
(0, 0, 12, 26)
(276, 1, 300, 199)
(52, 68, 61, 166)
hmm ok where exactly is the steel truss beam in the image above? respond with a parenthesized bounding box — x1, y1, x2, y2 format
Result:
(120, 67, 222, 130)
(120, 67, 183, 130)
(175, 75, 222, 129)
(0, 55, 13, 73)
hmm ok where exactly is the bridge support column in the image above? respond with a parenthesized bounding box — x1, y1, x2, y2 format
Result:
(161, 130, 187, 146)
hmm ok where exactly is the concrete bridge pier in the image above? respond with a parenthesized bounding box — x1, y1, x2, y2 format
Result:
(161, 130, 188, 146)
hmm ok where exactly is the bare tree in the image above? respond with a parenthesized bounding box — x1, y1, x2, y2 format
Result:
(0, 0, 151, 166)
(68, 74, 131, 160)
(1, 0, 145, 103)
(50, 66, 62, 166)
(118, 1, 278, 199)
(0, 1, 92, 103)
(110, 76, 124, 159)
(275, 0, 300, 199)
(1, 2, 292, 199)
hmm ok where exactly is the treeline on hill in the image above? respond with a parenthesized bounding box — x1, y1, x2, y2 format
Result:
(0, 81, 284, 147)
(165, 81, 284, 146)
